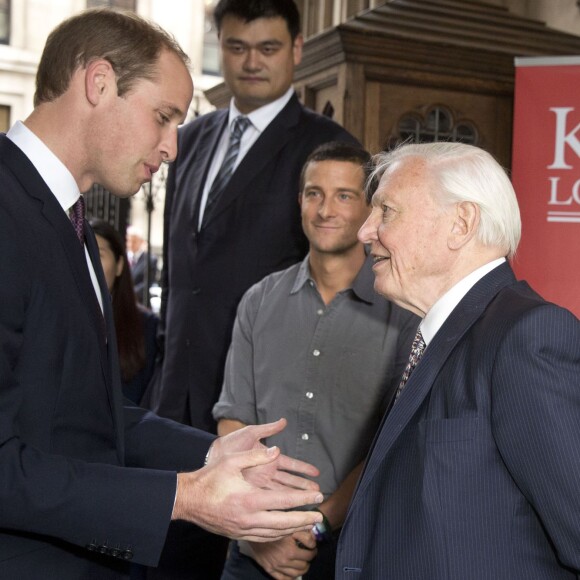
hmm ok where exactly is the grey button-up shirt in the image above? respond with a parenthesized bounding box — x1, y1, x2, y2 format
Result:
(213, 254, 419, 496)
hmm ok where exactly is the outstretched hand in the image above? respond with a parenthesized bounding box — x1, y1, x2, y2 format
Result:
(171, 419, 323, 541)
(207, 418, 320, 490)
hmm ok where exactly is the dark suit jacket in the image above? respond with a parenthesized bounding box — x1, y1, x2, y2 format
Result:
(131, 251, 158, 304)
(145, 93, 359, 431)
(0, 135, 215, 579)
(336, 262, 580, 579)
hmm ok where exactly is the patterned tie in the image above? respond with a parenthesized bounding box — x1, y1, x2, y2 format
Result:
(394, 328, 426, 401)
(203, 116, 251, 225)
(70, 195, 85, 245)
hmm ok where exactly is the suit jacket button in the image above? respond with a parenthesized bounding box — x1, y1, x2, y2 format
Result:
(86, 542, 97, 552)
(109, 547, 121, 558)
(192, 288, 201, 295)
(98, 544, 108, 554)
(122, 549, 134, 561)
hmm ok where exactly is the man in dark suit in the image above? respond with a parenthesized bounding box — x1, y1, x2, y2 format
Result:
(0, 9, 326, 579)
(144, 3, 356, 576)
(145, 0, 359, 434)
(337, 142, 580, 578)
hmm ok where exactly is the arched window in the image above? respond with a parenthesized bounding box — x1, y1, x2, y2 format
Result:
(397, 105, 478, 145)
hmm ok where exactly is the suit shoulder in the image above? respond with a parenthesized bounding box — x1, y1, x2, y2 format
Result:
(483, 280, 578, 338)
(296, 106, 359, 145)
(177, 109, 225, 140)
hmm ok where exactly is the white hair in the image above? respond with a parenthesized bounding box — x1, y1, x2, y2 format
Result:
(126, 225, 144, 240)
(370, 142, 521, 259)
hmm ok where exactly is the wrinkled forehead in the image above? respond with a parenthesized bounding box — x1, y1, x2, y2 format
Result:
(371, 157, 432, 207)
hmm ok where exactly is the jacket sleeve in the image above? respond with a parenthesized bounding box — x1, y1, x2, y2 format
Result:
(491, 303, 580, 571)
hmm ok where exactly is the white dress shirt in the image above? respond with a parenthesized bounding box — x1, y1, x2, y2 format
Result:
(197, 87, 295, 228)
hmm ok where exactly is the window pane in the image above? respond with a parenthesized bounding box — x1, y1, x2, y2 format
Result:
(397, 106, 478, 146)
(202, 0, 220, 75)
(454, 123, 477, 144)
(87, 0, 136, 10)
(0, 0, 10, 44)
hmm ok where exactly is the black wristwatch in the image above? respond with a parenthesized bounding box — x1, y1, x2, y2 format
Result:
(311, 508, 332, 543)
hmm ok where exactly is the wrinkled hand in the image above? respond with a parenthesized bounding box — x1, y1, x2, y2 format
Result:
(244, 529, 318, 580)
(207, 419, 320, 491)
(172, 422, 323, 542)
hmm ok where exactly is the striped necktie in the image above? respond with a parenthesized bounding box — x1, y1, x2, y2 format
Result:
(202, 116, 251, 225)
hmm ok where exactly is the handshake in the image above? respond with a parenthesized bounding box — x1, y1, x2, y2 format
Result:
(171, 418, 323, 541)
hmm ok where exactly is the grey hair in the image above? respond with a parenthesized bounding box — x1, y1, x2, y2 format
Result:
(370, 142, 521, 259)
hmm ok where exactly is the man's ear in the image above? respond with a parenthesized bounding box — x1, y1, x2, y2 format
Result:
(293, 33, 304, 67)
(85, 59, 116, 105)
(448, 201, 479, 250)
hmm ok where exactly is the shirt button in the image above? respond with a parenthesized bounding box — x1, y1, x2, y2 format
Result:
(306, 392, 314, 399)
(309, 280, 314, 287)
(317, 309, 324, 316)
(301, 433, 309, 441)
(312, 349, 320, 357)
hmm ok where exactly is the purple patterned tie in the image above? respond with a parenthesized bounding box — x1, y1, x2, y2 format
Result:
(394, 328, 426, 401)
(70, 196, 85, 245)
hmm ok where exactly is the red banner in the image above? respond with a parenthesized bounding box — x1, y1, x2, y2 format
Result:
(512, 56, 580, 318)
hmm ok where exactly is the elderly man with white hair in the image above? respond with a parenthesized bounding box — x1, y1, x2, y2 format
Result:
(336, 142, 580, 579)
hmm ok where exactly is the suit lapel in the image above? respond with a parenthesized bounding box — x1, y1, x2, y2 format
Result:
(201, 94, 303, 229)
(352, 263, 518, 501)
(183, 111, 228, 231)
(85, 224, 125, 461)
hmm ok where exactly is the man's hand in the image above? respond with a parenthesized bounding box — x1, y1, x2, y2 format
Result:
(243, 530, 318, 580)
(171, 420, 323, 541)
(208, 419, 321, 491)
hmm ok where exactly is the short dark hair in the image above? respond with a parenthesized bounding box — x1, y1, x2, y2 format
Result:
(299, 141, 373, 202)
(35, 8, 189, 106)
(214, 0, 301, 40)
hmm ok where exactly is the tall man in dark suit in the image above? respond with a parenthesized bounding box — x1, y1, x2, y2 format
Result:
(0, 9, 326, 579)
(337, 142, 580, 579)
(144, 3, 357, 576)
(145, 0, 359, 434)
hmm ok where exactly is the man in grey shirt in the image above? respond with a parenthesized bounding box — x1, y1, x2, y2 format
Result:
(213, 142, 419, 579)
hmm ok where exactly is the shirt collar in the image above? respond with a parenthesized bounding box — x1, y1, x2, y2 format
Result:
(351, 255, 378, 304)
(228, 87, 294, 133)
(420, 257, 506, 345)
(290, 253, 377, 304)
(290, 255, 313, 294)
(7, 120, 81, 212)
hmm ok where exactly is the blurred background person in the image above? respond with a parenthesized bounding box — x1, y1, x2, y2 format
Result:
(91, 219, 158, 405)
(126, 224, 159, 306)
